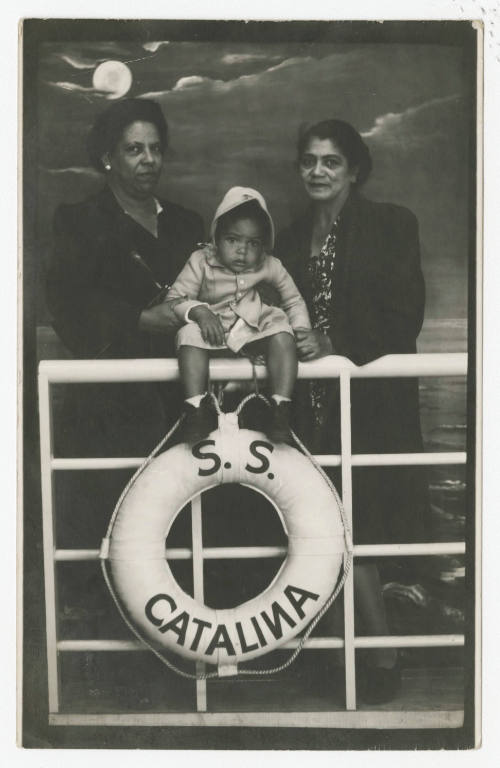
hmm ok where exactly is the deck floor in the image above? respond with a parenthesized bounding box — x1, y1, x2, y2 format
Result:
(59, 663, 464, 716)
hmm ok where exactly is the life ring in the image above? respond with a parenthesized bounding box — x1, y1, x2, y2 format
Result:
(103, 413, 346, 672)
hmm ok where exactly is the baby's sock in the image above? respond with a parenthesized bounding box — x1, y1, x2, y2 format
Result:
(185, 393, 207, 408)
(271, 394, 291, 404)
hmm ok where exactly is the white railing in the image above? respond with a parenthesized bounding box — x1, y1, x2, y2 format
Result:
(38, 353, 467, 728)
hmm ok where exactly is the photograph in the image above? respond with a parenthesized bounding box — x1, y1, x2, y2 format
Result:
(21, 18, 479, 750)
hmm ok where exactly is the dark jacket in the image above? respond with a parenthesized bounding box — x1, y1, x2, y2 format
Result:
(46, 185, 204, 359)
(45, 186, 204, 458)
(276, 192, 424, 366)
(275, 192, 430, 545)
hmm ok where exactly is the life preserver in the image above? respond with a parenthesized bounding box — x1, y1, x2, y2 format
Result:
(103, 413, 346, 672)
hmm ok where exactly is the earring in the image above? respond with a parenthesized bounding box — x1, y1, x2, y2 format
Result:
(104, 163, 111, 171)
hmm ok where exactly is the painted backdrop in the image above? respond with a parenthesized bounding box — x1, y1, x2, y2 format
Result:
(36, 39, 470, 335)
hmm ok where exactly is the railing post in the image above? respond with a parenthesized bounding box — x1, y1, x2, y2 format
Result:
(340, 370, 356, 710)
(38, 370, 60, 713)
(191, 495, 207, 711)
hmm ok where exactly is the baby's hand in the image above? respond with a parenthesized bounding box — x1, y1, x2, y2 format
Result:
(190, 306, 225, 346)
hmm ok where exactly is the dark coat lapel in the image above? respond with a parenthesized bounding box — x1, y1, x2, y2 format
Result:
(332, 191, 361, 325)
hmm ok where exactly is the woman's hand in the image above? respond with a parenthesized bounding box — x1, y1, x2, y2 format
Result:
(139, 301, 182, 335)
(189, 305, 226, 346)
(295, 328, 334, 361)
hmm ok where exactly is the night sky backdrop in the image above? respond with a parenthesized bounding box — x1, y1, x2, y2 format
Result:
(35, 38, 471, 328)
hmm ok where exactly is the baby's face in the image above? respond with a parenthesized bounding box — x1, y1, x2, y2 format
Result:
(216, 217, 264, 273)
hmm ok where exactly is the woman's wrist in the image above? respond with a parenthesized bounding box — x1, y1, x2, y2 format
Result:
(311, 328, 334, 354)
(319, 331, 334, 355)
(138, 307, 154, 331)
(138, 303, 180, 334)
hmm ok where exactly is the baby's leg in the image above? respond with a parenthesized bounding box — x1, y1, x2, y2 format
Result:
(178, 345, 210, 399)
(265, 333, 297, 444)
(178, 346, 217, 443)
(266, 332, 297, 399)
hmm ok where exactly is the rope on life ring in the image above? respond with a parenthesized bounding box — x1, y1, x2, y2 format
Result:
(100, 393, 353, 679)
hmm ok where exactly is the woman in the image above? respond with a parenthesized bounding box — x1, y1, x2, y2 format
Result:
(276, 119, 430, 703)
(44, 99, 205, 700)
(46, 98, 204, 456)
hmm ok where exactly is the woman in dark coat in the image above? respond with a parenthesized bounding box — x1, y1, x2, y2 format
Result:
(275, 119, 430, 702)
(46, 98, 204, 457)
(45, 101, 205, 697)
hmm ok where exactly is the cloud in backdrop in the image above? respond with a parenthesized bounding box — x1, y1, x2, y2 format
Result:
(36, 41, 471, 320)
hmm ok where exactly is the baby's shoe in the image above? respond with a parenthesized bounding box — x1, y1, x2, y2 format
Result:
(238, 398, 267, 433)
(266, 400, 293, 444)
(182, 395, 217, 444)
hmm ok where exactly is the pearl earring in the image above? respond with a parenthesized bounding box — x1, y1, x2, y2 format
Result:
(104, 163, 111, 171)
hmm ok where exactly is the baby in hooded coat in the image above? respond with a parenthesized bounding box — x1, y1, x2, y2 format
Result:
(165, 186, 311, 443)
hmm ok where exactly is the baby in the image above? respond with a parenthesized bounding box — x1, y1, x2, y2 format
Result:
(165, 187, 311, 443)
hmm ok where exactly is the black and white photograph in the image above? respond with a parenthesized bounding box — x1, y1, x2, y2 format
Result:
(20, 14, 481, 752)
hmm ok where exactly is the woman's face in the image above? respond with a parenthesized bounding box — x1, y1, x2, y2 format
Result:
(299, 137, 357, 204)
(106, 120, 163, 199)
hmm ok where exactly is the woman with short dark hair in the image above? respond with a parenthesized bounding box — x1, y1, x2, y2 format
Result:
(296, 118, 373, 188)
(48, 98, 203, 360)
(276, 118, 430, 704)
(46, 98, 204, 455)
(86, 98, 169, 172)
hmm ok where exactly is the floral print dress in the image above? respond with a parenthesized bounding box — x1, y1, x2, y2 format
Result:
(308, 217, 340, 426)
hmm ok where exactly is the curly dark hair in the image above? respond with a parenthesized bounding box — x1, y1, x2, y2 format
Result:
(297, 119, 372, 187)
(87, 98, 168, 172)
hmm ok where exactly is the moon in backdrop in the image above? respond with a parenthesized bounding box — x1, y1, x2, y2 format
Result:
(93, 61, 133, 99)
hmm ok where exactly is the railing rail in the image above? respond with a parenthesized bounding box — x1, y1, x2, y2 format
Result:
(38, 352, 467, 725)
(39, 352, 467, 382)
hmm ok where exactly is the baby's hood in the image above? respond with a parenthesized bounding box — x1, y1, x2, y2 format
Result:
(210, 186, 275, 251)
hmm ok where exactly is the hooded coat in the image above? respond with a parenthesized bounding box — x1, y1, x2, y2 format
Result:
(166, 187, 311, 353)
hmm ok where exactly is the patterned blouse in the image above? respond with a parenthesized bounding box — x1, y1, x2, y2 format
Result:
(308, 217, 340, 425)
